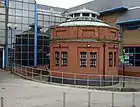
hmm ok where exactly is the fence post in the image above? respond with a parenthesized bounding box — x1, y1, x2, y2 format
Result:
(100, 75, 102, 89)
(62, 72, 63, 85)
(26, 66, 28, 78)
(74, 74, 76, 86)
(87, 75, 89, 88)
(132, 92, 136, 107)
(40, 70, 42, 82)
(50, 73, 52, 84)
(132, 76, 135, 85)
(1, 97, 4, 107)
(112, 76, 114, 88)
(32, 68, 34, 80)
(63, 92, 66, 107)
(88, 92, 91, 107)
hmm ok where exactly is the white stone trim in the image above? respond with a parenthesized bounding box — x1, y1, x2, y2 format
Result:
(58, 21, 110, 27)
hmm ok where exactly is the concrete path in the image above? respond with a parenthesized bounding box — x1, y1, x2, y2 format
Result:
(0, 70, 140, 107)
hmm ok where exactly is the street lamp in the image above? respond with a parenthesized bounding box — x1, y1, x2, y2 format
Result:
(7, 23, 17, 74)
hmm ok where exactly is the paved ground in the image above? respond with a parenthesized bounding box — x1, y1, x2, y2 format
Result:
(0, 70, 140, 107)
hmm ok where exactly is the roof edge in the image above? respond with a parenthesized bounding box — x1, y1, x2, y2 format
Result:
(116, 19, 140, 25)
(99, 6, 128, 14)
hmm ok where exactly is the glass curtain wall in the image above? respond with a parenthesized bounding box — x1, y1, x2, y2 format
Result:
(37, 9, 66, 66)
(8, 0, 36, 66)
(0, 1, 6, 68)
(1, 0, 67, 68)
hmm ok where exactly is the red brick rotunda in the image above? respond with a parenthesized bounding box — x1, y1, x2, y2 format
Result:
(50, 8, 119, 86)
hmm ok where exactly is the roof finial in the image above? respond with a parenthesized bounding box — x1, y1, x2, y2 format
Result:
(83, 7, 86, 10)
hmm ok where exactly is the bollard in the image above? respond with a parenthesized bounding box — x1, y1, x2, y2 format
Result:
(112, 91, 114, 107)
(63, 92, 66, 107)
(32, 68, 34, 80)
(88, 92, 91, 107)
(50, 75, 52, 83)
(100, 76, 102, 89)
(1, 97, 4, 107)
(132, 92, 136, 107)
(87, 76, 89, 88)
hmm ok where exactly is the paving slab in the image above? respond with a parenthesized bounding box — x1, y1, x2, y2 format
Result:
(0, 70, 140, 107)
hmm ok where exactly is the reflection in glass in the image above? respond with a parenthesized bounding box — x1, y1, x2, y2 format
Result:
(38, 15, 43, 20)
(29, 11, 34, 18)
(29, 3, 34, 11)
(16, 9, 22, 16)
(0, 30, 5, 37)
(0, 22, 5, 29)
(23, 10, 28, 17)
(16, 16, 22, 23)
(22, 24, 29, 31)
(9, 1, 16, 8)
(9, 9, 15, 15)
(0, 29, 5, 44)
(15, 24, 22, 30)
(38, 21, 43, 27)
(29, 18, 34, 24)
(22, 17, 29, 24)
(0, 7, 5, 14)
(23, 3, 28, 10)
(16, 2, 22, 9)
(0, 15, 5, 22)
(9, 16, 16, 23)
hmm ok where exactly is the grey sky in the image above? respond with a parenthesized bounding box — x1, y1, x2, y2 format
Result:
(36, 0, 93, 8)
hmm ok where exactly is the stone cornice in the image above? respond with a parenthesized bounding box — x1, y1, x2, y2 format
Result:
(50, 38, 120, 44)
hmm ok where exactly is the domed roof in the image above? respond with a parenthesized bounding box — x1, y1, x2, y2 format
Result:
(68, 7, 100, 16)
(58, 8, 110, 28)
(58, 20, 110, 27)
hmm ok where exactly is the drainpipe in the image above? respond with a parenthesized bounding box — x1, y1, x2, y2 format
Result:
(103, 43, 106, 86)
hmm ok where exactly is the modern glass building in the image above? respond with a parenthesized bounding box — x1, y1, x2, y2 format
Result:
(0, 0, 66, 68)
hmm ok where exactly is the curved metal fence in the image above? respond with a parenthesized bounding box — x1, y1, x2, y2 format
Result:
(11, 64, 140, 90)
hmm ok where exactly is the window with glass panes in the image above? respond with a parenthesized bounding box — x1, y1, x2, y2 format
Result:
(0, 0, 6, 68)
(8, 0, 36, 66)
(124, 47, 140, 66)
(90, 52, 96, 67)
(80, 52, 87, 67)
(109, 52, 113, 67)
(61, 52, 68, 66)
(55, 51, 59, 66)
(114, 52, 116, 67)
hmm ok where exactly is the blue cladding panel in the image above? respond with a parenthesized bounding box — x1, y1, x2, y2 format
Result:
(116, 19, 140, 25)
(34, 1, 38, 66)
(99, 6, 128, 14)
(4, 0, 9, 8)
(4, 0, 9, 68)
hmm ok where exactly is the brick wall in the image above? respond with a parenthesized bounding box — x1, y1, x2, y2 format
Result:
(50, 25, 118, 78)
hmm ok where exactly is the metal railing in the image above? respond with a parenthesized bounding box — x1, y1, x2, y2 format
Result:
(11, 64, 140, 90)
